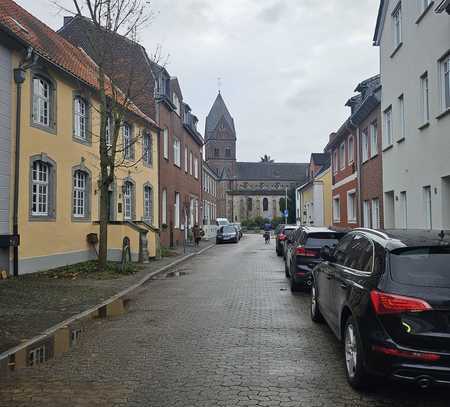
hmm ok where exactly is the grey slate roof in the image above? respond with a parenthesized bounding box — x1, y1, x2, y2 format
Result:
(205, 93, 235, 139)
(235, 162, 308, 182)
(311, 153, 330, 167)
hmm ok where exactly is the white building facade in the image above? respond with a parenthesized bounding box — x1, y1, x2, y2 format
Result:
(374, 1, 450, 229)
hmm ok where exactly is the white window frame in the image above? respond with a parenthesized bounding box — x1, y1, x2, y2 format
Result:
(124, 182, 133, 220)
(398, 94, 405, 140)
(143, 132, 152, 165)
(361, 130, 369, 162)
(173, 138, 181, 167)
(162, 189, 167, 225)
(123, 123, 132, 160)
(33, 77, 51, 127)
(74, 97, 87, 141)
(184, 146, 188, 172)
(144, 185, 153, 222)
(400, 191, 408, 229)
(440, 55, 450, 112)
(194, 157, 199, 179)
(419, 0, 431, 14)
(423, 185, 432, 229)
(383, 107, 393, 148)
(339, 142, 345, 170)
(189, 151, 193, 175)
(163, 128, 169, 159)
(348, 136, 354, 164)
(175, 192, 180, 228)
(73, 170, 87, 218)
(370, 122, 378, 157)
(347, 190, 357, 223)
(372, 198, 380, 229)
(333, 196, 340, 222)
(105, 116, 112, 148)
(31, 161, 49, 216)
(392, 3, 402, 48)
(173, 93, 181, 116)
(333, 150, 338, 174)
(421, 73, 430, 125)
(363, 200, 371, 228)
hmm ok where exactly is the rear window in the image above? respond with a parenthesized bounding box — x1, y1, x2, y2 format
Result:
(390, 246, 450, 288)
(222, 225, 236, 233)
(305, 233, 345, 248)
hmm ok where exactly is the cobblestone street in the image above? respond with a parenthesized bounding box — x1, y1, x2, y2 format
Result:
(0, 234, 448, 406)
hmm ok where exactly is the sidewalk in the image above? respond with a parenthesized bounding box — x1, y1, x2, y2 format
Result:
(0, 240, 213, 354)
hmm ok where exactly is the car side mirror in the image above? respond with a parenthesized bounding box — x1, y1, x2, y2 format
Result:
(320, 245, 333, 261)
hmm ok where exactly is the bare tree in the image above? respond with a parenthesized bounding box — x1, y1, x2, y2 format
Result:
(55, 0, 156, 270)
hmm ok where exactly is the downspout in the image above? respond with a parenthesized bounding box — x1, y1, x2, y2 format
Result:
(12, 50, 35, 276)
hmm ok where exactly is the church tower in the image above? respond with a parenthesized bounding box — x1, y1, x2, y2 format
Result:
(205, 93, 237, 179)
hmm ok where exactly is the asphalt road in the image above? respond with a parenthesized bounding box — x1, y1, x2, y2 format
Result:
(0, 234, 448, 406)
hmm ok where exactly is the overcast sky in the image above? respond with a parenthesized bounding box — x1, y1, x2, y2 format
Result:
(17, 0, 379, 163)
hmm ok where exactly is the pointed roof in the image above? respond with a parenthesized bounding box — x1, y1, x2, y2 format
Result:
(205, 93, 235, 139)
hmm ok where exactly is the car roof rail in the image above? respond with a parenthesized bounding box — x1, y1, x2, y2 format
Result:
(353, 228, 390, 240)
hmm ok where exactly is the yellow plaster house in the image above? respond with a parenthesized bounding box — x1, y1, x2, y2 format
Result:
(1, 0, 159, 274)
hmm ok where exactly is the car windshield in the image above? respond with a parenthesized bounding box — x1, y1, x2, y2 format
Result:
(222, 226, 236, 233)
(306, 233, 345, 248)
(390, 246, 450, 288)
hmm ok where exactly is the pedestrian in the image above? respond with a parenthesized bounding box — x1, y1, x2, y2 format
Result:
(192, 223, 202, 247)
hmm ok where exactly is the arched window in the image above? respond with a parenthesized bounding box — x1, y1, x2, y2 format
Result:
(247, 197, 253, 211)
(143, 132, 152, 166)
(74, 96, 88, 141)
(263, 198, 269, 211)
(143, 185, 153, 223)
(73, 170, 88, 218)
(123, 123, 133, 160)
(30, 155, 57, 220)
(123, 181, 134, 220)
(31, 161, 49, 216)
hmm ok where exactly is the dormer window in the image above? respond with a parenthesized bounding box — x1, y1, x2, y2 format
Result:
(173, 93, 181, 115)
(158, 76, 168, 97)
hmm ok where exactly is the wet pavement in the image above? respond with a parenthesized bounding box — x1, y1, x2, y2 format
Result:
(0, 234, 448, 406)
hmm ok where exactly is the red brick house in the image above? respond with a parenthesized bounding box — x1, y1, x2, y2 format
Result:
(152, 67, 204, 247)
(325, 75, 383, 230)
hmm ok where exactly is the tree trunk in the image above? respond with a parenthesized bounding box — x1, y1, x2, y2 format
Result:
(98, 180, 109, 271)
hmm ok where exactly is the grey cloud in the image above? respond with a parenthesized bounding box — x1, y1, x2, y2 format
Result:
(257, 0, 288, 23)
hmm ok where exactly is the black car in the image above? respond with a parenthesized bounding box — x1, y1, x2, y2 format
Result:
(311, 228, 450, 390)
(285, 226, 347, 291)
(275, 224, 297, 257)
(216, 225, 239, 244)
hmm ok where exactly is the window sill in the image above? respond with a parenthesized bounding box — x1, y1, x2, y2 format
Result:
(415, 1, 434, 24)
(382, 144, 393, 153)
(369, 153, 379, 159)
(29, 216, 56, 222)
(436, 108, 450, 120)
(418, 122, 430, 131)
(73, 136, 92, 146)
(31, 122, 57, 135)
(72, 217, 92, 223)
(396, 137, 405, 144)
(390, 42, 403, 59)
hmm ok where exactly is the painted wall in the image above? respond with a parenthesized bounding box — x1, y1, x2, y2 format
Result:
(318, 169, 332, 227)
(12, 54, 159, 274)
(379, 2, 450, 229)
(0, 43, 11, 272)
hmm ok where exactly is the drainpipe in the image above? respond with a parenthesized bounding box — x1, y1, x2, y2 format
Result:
(12, 68, 25, 277)
(12, 48, 36, 277)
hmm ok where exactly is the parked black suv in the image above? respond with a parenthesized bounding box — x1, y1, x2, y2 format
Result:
(311, 229, 450, 390)
(285, 226, 347, 291)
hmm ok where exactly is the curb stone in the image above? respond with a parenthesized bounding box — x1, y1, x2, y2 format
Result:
(0, 243, 215, 377)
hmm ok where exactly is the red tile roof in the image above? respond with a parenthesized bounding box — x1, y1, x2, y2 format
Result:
(0, 0, 157, 127)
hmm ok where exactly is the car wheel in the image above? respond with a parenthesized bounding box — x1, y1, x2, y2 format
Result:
(310, 284, 323, 323)
(284, 259, 290, 278)
(344, 316, 370, 390)
(276, 246, 282, 256)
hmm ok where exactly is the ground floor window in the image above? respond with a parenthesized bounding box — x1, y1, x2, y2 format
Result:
(363, 200, 371, 228)
(124, 181, 133, 220)
(372, 198, 380, 229)
(175, 192, 180, 228)
(73, 170, 87, 218)
(333, 196, 340, 222)
(347, 190, 357, 223)
(144, 185, 153, 223)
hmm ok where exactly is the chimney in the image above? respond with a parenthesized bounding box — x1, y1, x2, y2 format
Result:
(63, 16, 73, 26)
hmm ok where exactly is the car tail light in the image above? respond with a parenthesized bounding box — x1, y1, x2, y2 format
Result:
(296, 246, 316, 257)
(370, 290, 432, 315)
(372, 345, 440, 362)
(279, 233, 286, 241)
